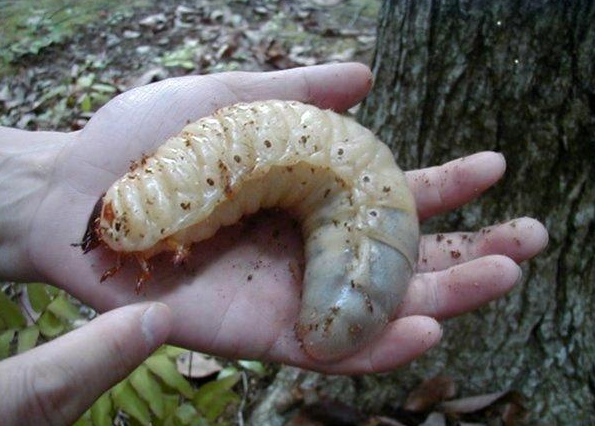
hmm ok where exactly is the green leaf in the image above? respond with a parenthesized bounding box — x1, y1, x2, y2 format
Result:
(180, 61, 195, 70)
(38, 86, 67, 104)
(189, 417, 210, 426)
(194, 374, 240, 421)
(199, 391, 239, 422)
(73, 410, 93, 426)
(175, 403, 198, 425)
(90, 92, 109, 106)
(163, 414, 189, 426)
(17, 326, 39, 354)
(90, 391, 112, 426)
(45, 285, 60, 297)
(164, 345, 187, 359)
(47, 294, 79, 321)
(238, 360, 266, 376)
(0, 315, 5, 331)
(27, 283, 52, 312)
(216, 367, 238, 380)
(130, 365, 165, 418)
(0, 329, 16, 359)
(38, 311, 65, 337)
(28, 38, 53, 55)
(161, 416, 177, 426)
(162, 394, 181, 420)
(112, 380, 151, 426)
(91, 83, 116, 93)
(77, 73, 95, 88)
(80, 93, 92, 112)
(0, 292, 26, 328)
(145, 354, 194, 398)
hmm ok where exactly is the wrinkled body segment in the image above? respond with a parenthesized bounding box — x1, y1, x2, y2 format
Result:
(96, 100, 419, 361)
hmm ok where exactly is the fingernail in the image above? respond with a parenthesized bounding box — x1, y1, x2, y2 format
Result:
(141, 303, 172, 349)
(516, 267, 523, 285)
(436, 322, 444, 343)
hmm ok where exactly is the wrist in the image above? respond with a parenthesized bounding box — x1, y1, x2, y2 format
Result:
(0, 127, 71, 282)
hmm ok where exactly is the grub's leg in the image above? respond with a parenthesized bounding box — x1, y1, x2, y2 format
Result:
(135, 255, 152, 294)
(173, 244, 190, 266)
(166, 238, 190, 266)
(100, 254, 123, 283)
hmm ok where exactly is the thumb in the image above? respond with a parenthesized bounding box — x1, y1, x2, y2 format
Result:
(0, 302, 171, 426)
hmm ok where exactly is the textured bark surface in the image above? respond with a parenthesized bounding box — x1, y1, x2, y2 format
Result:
(250, 1, 594, 425)
(356, 0, 595, 423)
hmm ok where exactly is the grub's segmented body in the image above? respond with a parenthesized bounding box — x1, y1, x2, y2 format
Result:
(97, 100, 419, 361)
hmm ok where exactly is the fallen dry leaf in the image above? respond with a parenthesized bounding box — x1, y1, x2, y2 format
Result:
(404, 375, 456, 412)
(366, 415, 408, 426)
(298, 399, 366, 426)
(311, 0, 344, 6)
(419, 412, 446, 426)
(501, 399, 529, 426)
(327, 47, 355, 62)
(139, 13, 167, 31)
(176, 351, 223, 379)
(126, 67, 168, 89)
(286, 413, 324, 426)
(439, 391, 508, 414)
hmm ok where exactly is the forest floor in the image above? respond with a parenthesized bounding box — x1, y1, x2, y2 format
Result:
(0, 0, 379, 130)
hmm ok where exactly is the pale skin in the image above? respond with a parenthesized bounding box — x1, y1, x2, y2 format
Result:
(0, 63, 548, 425)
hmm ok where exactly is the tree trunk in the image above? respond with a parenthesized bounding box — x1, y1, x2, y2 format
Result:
(358, 0, 595, 423)
(251, 1, 595, 424)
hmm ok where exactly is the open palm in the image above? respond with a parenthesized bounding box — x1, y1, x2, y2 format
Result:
(27, 63, 547, 374)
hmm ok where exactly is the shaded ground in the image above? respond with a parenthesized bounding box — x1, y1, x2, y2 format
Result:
(0, 0, 379, 130)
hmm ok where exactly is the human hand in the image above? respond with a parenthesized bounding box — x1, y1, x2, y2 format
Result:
(0, 63, 548, 374)
(0, 303, 171, 426)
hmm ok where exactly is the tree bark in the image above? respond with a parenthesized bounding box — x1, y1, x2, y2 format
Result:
(251, 1, 595, 424)
(357, 0, 595, 423)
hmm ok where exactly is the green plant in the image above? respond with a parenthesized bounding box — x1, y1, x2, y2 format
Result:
(0, 283, 247, 425)
(10, 56, 120, 130)
(73, 72, 117, 113)
(0, 0, 139, 72)
(74, 345, 242, 426)
(158, 40, 202, 70)
(0, 283, 78, 355)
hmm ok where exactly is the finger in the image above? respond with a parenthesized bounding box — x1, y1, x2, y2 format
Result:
(406, 152, 506, 221)
(310, 316, 442, 375)
(417, 217, 549, 272)
(398, 255, 521, 320)
(80, 63, 371, 172)
(0, 303, 171, 426)
(207, 62, 373, 110)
